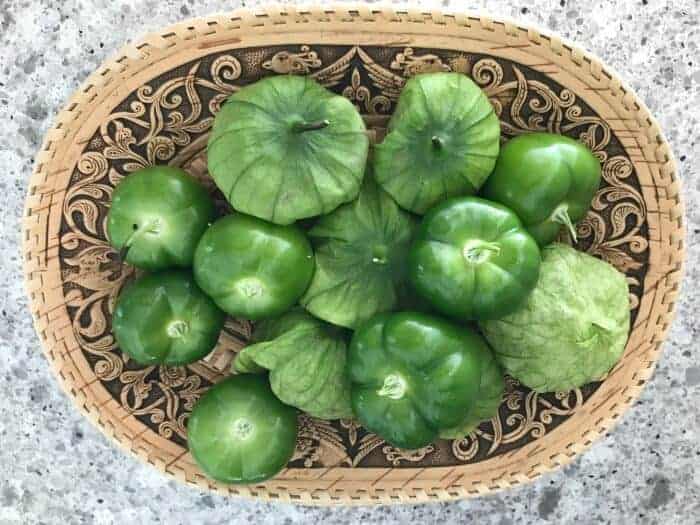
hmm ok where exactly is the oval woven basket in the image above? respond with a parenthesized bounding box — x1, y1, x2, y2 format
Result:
(22, 6, 684, 505)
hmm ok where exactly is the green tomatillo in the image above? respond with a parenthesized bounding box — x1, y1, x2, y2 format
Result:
(193, 214, 314, 320)
(347, 312, 488, 449)
(300, 174, 417, 329)
(480, 132, 602, 246)
(480, 244, 630, 392)
(107, 166, 215, 271)
(408, 197, 541, 321)
(233, 309, 352, 420)
(208, 75, 369, 225)
(439, 345, 504, 439)
(113, 271, 225, 366)
(187, 375, 298, 484)
(374, 72, 501, 214)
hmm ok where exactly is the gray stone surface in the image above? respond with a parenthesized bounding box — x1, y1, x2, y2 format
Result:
(0, 0, 698, 523)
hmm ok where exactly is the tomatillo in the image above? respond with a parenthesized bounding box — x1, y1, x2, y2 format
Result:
(439, 345, 505, 439)
(107, 166, 215, 270)
(480, 132, 601, 246)
(113, 271, 225, 366)
(193, 214, 314, 320)
(187, 375, 298, 484)
(347, 312, 487, 449)
(374, 72, 500, 214)
(408, 197, 541, 321)
(208, 75, 369, 225)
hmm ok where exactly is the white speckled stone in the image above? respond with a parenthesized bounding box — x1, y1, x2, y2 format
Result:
(0, 1, 698, 523)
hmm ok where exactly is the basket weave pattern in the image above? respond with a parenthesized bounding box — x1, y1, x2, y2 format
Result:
(22, 7, 683, 505)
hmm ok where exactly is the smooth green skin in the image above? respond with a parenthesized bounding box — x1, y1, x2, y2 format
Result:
(480, 244, 630, 392)
(107, 166, 215, 271)
(300, 175, 417, 329)
(374, 72, 500, 214)
(408, 197, 541, 321)
(233, 309, 353, 420)
(193, 214, 314, 320)
(439, 345, 504, 439)
(347, 312, 487, 449)
(208, 75, 369, 225)
(481, 132, 602, 246)
(113, 271, 225, 366)
(187, 375, 298, 484)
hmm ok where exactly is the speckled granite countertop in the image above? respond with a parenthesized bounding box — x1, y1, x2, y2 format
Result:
(0, 1, 698, 523)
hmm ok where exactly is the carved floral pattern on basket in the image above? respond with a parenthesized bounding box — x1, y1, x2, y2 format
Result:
(60, 45, 647, 468)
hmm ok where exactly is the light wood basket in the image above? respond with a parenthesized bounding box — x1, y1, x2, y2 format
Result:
(22, 6, 683, 505)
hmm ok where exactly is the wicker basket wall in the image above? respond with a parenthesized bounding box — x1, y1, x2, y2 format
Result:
(22, 6, 683, 505)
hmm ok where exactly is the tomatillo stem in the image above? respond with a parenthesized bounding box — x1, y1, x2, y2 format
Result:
(118, 224, 139, 262)
(371, 244, 389, 265)
(167, 320, 190, 338)
(431, 135, 443, 149)
(377, 373, 407, 400)
(550, 204, 578, 242)
(293, 119, 330, 133)
(463, 240, 501, 264)
(231, 417, 254, 440)
(118, 220, 160, 263)
(119, 245, 131, 262)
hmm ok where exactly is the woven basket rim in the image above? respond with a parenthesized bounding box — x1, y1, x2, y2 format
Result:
(22, 5, 684, 506)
